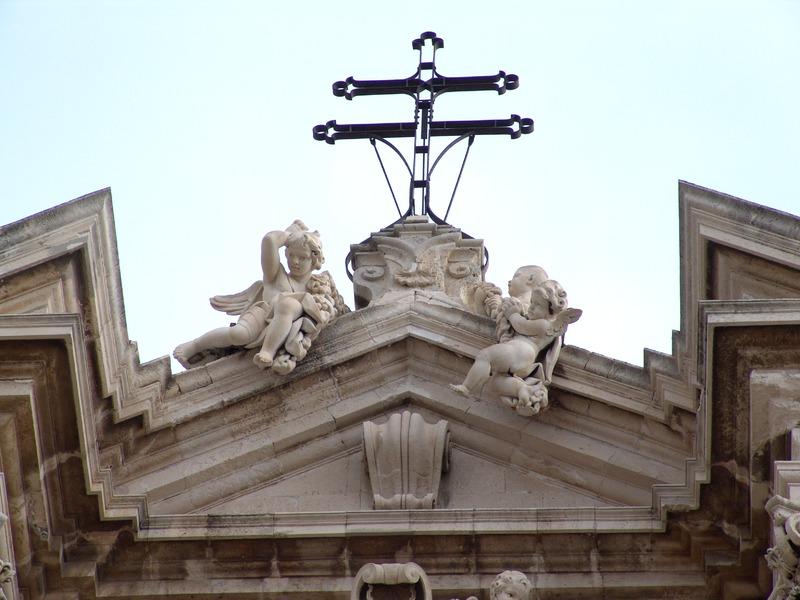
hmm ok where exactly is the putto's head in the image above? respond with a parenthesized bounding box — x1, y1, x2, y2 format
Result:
(508, 265, 548, 298)
(529, 279, 568, 316)
(285, 230, 324, 275)
(489, 570, 531, 600)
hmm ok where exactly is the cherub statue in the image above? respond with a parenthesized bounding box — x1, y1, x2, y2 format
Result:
(453, 271, 581, 416)
(489, 570, 531, 600)
(173, 220, 349, 375)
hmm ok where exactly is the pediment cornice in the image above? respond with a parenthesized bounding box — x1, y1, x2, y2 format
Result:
(3, 185, 800, 595)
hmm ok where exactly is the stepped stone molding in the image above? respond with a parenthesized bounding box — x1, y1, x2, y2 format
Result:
(350, 216, 484, 309)
(363, 411, 450, 509)
(0, 189, 171, 429)
(678, 182, 800, 385)
(351, 562, 432, 600)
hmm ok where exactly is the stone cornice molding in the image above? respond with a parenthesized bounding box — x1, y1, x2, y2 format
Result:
(644, 300, 800, 523)
(0, 311, 678, 539)
(2, 185, 800, 546)
(678, 181, 800, 382)
(0, 189, 171, 430)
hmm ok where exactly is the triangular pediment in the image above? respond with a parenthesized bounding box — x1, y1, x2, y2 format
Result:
(5, 184, 800, 597)
(110, 330, 689, 522)
(115, 394, 631, 518)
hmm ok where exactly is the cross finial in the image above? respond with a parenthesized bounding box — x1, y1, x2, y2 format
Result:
(313, 32, 533, 224)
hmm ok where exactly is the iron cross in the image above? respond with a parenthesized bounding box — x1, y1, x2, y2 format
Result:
(313, 31, 533, 224)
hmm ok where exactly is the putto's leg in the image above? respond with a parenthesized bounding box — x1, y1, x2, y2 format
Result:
(173, 324, 253, 369)
(461, 357, 491, 391)
(449, 356, 492, 397)
(254, 296, 304, 368)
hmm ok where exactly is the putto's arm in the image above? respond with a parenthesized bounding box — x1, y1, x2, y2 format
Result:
(508, 312, 549, 337)
(261, 230, 287, 282)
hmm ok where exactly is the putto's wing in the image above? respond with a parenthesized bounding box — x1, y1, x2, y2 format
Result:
(209, 280, 263, 316)
(556, 307, 582, 328)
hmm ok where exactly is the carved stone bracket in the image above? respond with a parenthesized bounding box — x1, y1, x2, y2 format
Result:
(363, 411, 450, 510)
(351, 217, 484, 309)
(351, 562, 432, 600)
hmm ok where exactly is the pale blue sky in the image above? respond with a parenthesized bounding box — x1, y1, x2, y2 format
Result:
(2, 1, 799, 369)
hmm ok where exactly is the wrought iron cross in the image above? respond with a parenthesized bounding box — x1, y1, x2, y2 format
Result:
(313, 31, 533, 224)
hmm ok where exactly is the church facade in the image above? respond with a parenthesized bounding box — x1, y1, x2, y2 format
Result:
(0, 181, 799, 599)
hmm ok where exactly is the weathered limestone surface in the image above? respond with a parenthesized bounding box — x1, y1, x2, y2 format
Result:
(363, 411, 450, 509)
(350, 217, 484, 309)
(351, 563, 433, 600)
(0, 183, 799, 598)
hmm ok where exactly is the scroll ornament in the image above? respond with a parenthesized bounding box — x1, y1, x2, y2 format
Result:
(363, 411, 450, 510)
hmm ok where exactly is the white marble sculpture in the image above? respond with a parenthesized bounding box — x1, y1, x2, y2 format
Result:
(174, 220, 349, 375)
(766, 495, 800, 600)
(488, 571, 532, 600)
(453, 266, 581, 416)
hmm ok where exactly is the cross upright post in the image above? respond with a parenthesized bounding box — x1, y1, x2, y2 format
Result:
(411, 33, 438, 216)
(313, 31, 533, 224)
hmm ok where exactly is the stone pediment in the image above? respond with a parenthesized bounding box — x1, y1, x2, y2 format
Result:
(102, 300, 686, 536)
(3, 183, 800, 597)
(0, 189, 693, 542)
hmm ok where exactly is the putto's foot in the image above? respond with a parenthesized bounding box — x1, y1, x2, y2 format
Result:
(173, 343, 196, 369)
(449, 383, 471, 397)
(253, 351, 274, 369)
